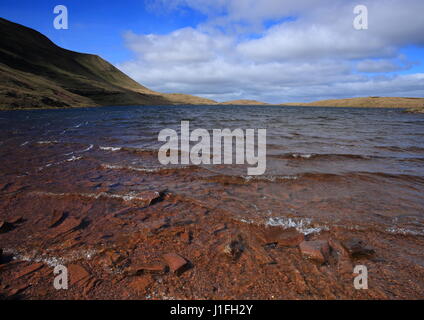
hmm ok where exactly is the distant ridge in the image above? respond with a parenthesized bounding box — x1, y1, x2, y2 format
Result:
(280, 96, 424, 109)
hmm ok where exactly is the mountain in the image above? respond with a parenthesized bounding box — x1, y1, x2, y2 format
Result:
(0, 18, 217, 109)
(281, 97, 424, 109)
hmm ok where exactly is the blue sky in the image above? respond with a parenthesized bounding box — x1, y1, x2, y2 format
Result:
(1, 0, 423, 103)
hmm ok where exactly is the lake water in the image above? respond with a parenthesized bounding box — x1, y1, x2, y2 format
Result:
(1, 105, 424, 247)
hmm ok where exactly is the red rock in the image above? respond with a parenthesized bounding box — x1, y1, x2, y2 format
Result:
(127, 262, 168, 275)
(51, 216, 82, 236)
(299, 240, 330, 263)
(139, 191, 161, 205)
(129, 275, 154, 294)
(8, 284, 31, 297)
(329, 239, 353, 275)
(211, 223, 227, 234)
(49, 210, 65, 228)
(259, 226, 305, 247)
(342, 238, 375, 258)
(68, 264, 90, 286)
(219, 236, 244, 261)
(14, 262, 44, 279)
(83, 277, 99, 296)
(180, 231, 191, 244)
(162, 253, 188, 274)
(8, 216, 23, 224)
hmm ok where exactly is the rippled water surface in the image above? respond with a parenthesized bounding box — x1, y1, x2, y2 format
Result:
(1, 105, 424, 238)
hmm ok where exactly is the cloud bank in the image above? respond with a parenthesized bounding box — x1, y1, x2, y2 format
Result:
(118, 0, 424, 103)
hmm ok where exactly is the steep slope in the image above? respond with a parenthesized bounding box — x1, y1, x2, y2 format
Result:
(0, 18, 217, 109)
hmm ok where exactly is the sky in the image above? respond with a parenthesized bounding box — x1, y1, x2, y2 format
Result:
(1, 0, 424, 103)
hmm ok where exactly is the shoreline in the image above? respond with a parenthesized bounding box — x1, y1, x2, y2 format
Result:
(1, 104, 423, 112)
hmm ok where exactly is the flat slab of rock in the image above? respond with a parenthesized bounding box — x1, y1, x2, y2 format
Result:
(14, 262, 44, 279)
(50, 216, 82, 237)
(299, 240, 330, 263)
(68, 264, 90, 286)
(260, 226, 305, 247)
(126, 262, 168, 275)
(162, 253, 189, 274)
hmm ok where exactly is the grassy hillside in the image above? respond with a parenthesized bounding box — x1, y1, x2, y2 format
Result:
(0, 18, 217, 109)
(281, 97, 424, 109)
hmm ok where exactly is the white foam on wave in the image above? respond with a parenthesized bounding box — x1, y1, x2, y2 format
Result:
(266, 216, 329, 235)
(66, 155, 83, 162)
(100, 146, 121, 152)
(242, 175, 299, 182)
(291, 153, 313, 159)
(101, 163, 161, 173)
(37, 140, 58, 145)
(31, 190, 157, 202)
(81, 144, 94, 152)
(385, 227, 424, 236)
(4, 247, 99, 267)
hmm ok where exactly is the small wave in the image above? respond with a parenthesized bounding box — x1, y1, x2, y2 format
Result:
(81, 144, 94, 153)
(266, 217, 329, 235)
(100, 163, 194, 174)
(4, 247, 98, 267)
(39, 155, 83, 170)
(100, 146, 122, 152)
(101, 163, 163, 173)
(37, 140, 58, 145)
(20, 141, 29, 147)
(270, 153, 371, 161)
(385, 227, 424, 237)
(66, 155, 82, 162)
(242, 175, 299, 182)
(31, 190, 158, 202)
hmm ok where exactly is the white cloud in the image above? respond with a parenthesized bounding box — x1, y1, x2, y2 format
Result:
(117, 0, 424, 103)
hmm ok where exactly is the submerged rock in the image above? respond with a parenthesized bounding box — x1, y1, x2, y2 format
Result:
(219, 235, 245, 261)
(68, 264, 90, 286)
(342, 238, 375, 258)
(14, 262, 44, 280)
(162, 253, 189, 274)
(255, 226, 305, 247)
(126, 262, 168, 275)
(299, 240, 330, 264)
(129, 275, 154, 295)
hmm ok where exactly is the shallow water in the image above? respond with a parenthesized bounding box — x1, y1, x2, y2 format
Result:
(1, 105, 424, 239)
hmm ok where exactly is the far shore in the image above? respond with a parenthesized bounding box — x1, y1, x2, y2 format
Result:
(1, 96, 424, 113)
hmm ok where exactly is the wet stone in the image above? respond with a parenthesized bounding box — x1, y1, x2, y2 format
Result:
(129, 275, 154, 294)
(299, 240, 330, 264)
(162, 253, 189, 274)
(342, 238, 375, 258)
(68, 264, 90, 286)
(126, 262, 168, 275)
(258, 226, 305, 247)
(14, 262, 44, 280)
